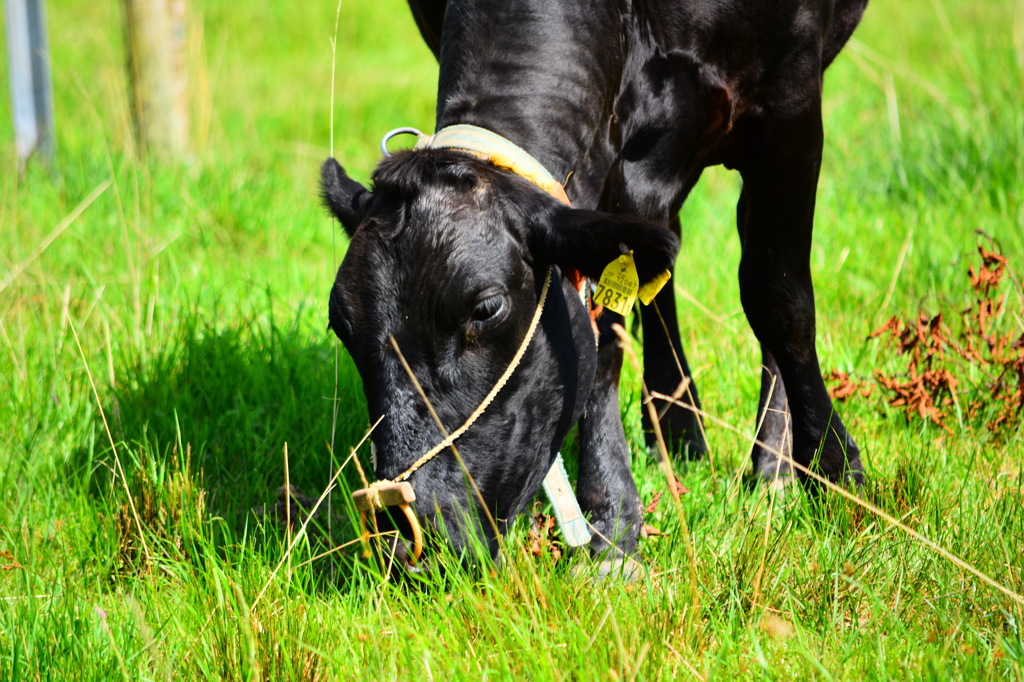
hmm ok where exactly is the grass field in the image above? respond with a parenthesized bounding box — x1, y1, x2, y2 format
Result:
(1, 0, 1023, 678)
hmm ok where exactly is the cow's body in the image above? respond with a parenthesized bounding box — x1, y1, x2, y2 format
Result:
(323, 0, 867, 564)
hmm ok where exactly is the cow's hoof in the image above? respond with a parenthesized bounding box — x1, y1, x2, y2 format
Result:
(572, 556, 645, 583)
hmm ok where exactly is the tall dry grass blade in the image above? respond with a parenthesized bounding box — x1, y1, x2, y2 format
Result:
(381, 268, 552, 482)
(56, 284, 71, 355)
(650, 391, 1024, 607)
(103, 319, 116, 388)
(662, 641, 706, 681)
(293, 536, 368, 569)
(284, 442, 292, 582)
(751, 374, 782, 606)
(612, 323, 700, 614)
(750, 466, 780, 607)
(0, 318, 25, 383)
(389, 334, 542, 610)
(329, 0, 343, 159)
(231, 582, 261, 682)
(327, 278, 340, 537)
(350, 442, 371, 489)
(627, 641, 652, 682)
(0, 180, 111, 296)
(387, 335, 501, 540)
(751, 374, 777, 464)
(876, 226, 914, 321)
(327, 0, 345, 541)
(145, 266, 158, 337)
(348, 438, 379, 565)
(251, 414, 384, 610)
(69, 315, 152, 567)
(721, 377, 782, 512)
(584, 604, 614, 652)
(674, 282, 733, 327)
(884, 72, 909, 189)
(651, 300, 713, 475)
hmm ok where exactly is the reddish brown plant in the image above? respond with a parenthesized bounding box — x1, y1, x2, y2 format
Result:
(826, 240, 1023, 437)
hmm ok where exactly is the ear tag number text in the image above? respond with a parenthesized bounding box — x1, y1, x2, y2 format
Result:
(594, 252, 640, 316)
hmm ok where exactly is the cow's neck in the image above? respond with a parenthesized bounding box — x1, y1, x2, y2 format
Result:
(434, 0, 622, 207)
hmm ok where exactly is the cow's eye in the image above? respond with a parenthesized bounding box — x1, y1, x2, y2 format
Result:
(470, 291, 508, 329)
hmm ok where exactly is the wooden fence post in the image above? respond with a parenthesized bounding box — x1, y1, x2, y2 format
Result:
(123, 0, 189, 158)
(4, 0, 56, 167)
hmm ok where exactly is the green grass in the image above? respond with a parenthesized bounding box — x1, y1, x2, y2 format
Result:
(1, 0, 1023, 678)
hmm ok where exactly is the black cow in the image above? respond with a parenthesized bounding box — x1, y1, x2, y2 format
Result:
(323, 0, 867, 564)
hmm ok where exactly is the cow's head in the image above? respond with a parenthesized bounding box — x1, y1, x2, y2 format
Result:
(322, 150, 677, 566)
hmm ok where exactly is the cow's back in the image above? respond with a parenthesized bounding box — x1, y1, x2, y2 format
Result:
(407, 0, 867, 73)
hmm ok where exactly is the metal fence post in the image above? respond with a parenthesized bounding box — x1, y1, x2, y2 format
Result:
(4, 0, 56, 167)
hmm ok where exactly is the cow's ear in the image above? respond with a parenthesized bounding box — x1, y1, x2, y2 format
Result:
(536, 204, 679, 287)
(321, 158, 372, 237)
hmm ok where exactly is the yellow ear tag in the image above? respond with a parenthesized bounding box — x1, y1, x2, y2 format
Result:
(594, 252, 640, 316)
(637, 268, 672, 306)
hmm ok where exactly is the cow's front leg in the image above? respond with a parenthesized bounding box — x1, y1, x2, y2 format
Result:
(640, 214, 707, 459)
(576, 312, 643, 556)
(735, 108, 863, 486)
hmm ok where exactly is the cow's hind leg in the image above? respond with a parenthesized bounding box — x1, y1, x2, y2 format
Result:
(735, 188, 797, 486)
(640, 215, 707, 459)
(577, 312, 643, 557)
(735, 107, 863, 487)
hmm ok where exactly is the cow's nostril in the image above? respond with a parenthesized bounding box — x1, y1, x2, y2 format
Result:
(402, 555, 429, 575)
(385, 534, 432, 576)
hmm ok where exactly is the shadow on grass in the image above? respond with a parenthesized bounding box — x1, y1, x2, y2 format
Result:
(71, 302, 532, 586)
(95, 303, 371, 524)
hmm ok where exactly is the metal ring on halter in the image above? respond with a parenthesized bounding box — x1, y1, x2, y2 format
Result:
(380, 127, 425, 157)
